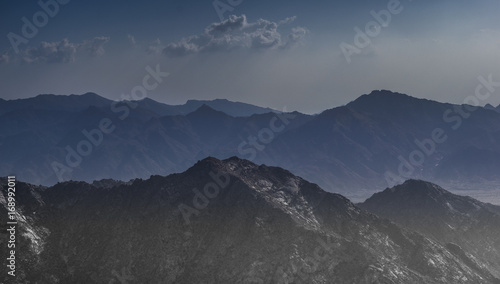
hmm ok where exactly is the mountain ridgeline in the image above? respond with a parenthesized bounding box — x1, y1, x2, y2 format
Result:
(1, 157, 500, 283)
(1, 90, 500, 201)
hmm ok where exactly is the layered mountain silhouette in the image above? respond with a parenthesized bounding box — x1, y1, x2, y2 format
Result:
(0, 93, 279, 117)
(0, 94, 312, 187)
(359, 179, 500, 278)
(1, 158, 499, 283)
(1, 90, 500, 201)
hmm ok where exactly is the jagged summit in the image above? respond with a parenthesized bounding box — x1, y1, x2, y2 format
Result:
(196, 156, 257, 171)
(186, 156, 308, 195)
(347, 90, 433, 110)
(351, 89, 413, 103)
(387, 179, 447, 195)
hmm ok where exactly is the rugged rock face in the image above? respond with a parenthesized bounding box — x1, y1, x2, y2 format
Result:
(359, 179, 500, 279)
(1, 158, 499, 283)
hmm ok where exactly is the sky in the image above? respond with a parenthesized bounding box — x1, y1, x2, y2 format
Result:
(1, 0, 500, 114)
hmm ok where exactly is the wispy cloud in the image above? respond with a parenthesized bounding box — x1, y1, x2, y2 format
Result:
(147, 38, 165, 55)
(85, 36, 110, 56)
(23, 39, 80, 63)
(163, 15, 308, 57)
(127, 34, 136, 46)
(3, 36, 110, 64)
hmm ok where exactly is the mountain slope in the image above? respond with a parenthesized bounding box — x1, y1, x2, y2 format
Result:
(1, 158, 499, 283)
(259, 90, 500, 195)
(359, 179, 500, 278)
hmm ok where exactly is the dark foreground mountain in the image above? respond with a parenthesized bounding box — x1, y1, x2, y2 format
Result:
(1, 158, 499, 283)
(359, 179, 500, 278)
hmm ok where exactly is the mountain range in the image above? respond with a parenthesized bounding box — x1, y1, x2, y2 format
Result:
(1, 90, 500, 202)
(0, 92, 279, 117)
(1, 157, 500, 283)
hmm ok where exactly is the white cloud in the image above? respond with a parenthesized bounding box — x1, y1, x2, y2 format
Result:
(85, 36, 110, 56)
(4, 37, 111, 64)
(279, 16, 297, 25)
(147, 38, 165, 55)
(282, 27, 309, 49)
(23, 39, 79, 63)
(163, 15, 308, 57)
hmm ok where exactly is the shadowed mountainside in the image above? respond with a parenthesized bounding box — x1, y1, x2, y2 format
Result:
(1, 158, 499, 283)
(359, 179, 500, 278)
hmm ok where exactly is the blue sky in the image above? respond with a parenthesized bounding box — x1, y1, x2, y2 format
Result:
(1, 0, 500, 113)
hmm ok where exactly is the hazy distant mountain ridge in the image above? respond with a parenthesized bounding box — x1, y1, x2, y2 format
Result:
(0, 93, 111, 115)
(0, 93, 278, 117)
(1, 90, 500, 201)
(0, 96, 312, 186)
(259, 90, 500, 194)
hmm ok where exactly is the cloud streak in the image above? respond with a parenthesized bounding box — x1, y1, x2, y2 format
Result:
(3, 37, 110, 64)
(163, 15, 308, 57)
(85, 36, 110, 56)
